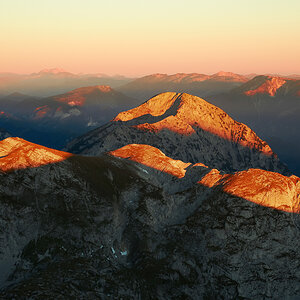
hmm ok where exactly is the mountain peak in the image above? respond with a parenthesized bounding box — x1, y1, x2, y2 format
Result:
(114, 92, 273, 156)
(75, 85, 113, 93)
(210, 71, 247, 82)
(245, 76, 287, 96)
(38, 68, 68, 74)
(66, 91, 288, 174)
(3, 92, 31, 100)
(54, 85, 114, 106)
(213, 71, 235, 76)
(114, 92, 179, 122)
(0, 137, 72, 172)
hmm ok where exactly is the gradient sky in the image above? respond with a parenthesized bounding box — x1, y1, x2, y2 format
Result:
(1, 0, 300, 76)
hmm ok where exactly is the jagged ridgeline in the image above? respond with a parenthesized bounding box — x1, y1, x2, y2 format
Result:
(66, 92, 289, 174)
(0, 137, 299, 298)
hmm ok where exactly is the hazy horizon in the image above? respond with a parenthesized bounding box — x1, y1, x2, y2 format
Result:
(1, 0, 299, 76)
(1, 68, 300, 78)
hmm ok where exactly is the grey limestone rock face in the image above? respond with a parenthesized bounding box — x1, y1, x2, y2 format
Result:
(0, 154, 299, 299)
(65, 93, 289, 175)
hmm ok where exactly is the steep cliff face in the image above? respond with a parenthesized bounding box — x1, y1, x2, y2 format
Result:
(0, 140, 300, 299)
(66, 92, 288, 174)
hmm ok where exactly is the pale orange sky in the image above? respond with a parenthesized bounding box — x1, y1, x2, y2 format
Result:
(1, 0, 300, 76)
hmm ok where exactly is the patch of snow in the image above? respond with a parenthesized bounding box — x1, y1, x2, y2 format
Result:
(69, 108, 81, 116)
(87, 118, 98, 127)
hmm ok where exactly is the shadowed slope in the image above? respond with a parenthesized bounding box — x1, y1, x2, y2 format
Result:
(0, 69, 133, 97)
(110, 144, 300, 213)
(205, 75, 300, 175)
(233, 75, 300, 97)
(66, 92, 288, 174)
(0, 86, 140, 149)
(114, 92, 273, 155)
(0, 138, 300, 298)
(0, 129, 11, 140)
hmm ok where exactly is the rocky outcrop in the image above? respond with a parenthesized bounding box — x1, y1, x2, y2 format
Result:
(66, 92, 289, 174)
(0, 137, 72, 172)
(0, 140, 300, 299)
(111, 144, 300, 213)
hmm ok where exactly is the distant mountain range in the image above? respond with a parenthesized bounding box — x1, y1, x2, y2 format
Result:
(0, 68, 133, 97)
(1, 69, 299, 99)
(0, 71, 299, 175)
(0, 86, 140, 148)
(205, 75, 300, 175)
(117, 71, 249, 99)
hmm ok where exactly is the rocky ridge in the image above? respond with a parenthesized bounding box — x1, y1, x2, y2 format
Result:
(0, 139, 300, 298)
(111, 144, 300, 213)
(66, 92, 288, 174)
(117, 72, 248, 99)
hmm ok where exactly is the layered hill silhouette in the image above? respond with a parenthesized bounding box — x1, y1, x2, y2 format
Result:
(0, 137, 300, 298)
(0, 69, 132, 97)
(0, 86, 140, 148)
(66, 92, 289, 174)
(117, 71, 248, 99)
(206, 75, 300, 175)
(231, 75, 300, 97)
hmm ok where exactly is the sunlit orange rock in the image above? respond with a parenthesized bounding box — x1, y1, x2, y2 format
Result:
(34, 105, 50, 118)
(109, 144, 191, 178)
(135, 115, 196, 135)
(221, 169, 300, 213)
(197, 169, 225, 188)
(114, 92, 273, 156)
(110, 144, 300, 213)
(0, 137, 72, 172)
(245, 77, 286, 96)
(114, 92, 179, 122)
